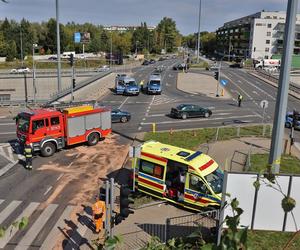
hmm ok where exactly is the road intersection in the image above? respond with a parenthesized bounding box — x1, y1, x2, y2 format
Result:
(0, 59, 300, 249)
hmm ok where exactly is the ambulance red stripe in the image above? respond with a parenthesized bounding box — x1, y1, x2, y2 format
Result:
(184, 193, 210, 203)
(141, 152, 167, 163)
(139, 177, 164, 190)
(199, 159, 214, 171)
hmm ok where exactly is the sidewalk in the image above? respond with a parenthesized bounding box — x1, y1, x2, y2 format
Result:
(177, 72, 232, 99)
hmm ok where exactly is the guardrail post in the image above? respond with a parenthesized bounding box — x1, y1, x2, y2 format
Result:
(237, 126, 240, 137)
(165, 218, 170, 242)
(215, 127, 219, 141)
(262, 124, 266, 137)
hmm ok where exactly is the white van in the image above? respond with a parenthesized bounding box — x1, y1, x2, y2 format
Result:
(61, 51, 76, 59)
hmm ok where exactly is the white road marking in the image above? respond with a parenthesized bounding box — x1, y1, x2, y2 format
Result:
(7, 146, 13, 161)
(141, 114, 259, 125)
(252, 91, 258, 95)
(0, 161, 18, 177)
(0, 132, 16, 135)
(15, 204, 58, 250)
(0, 202, 40, 248)
(0, 200, 22, 224)
(138, 126, 142, 131)
(40, 205, 75, 250)
(44, 186, 53, 196)
(147, 114, 166, 117)
(118, 97, 129, 109)
(66, 162, 73, 168)
(56, 173, 64, 181)
(142, 118, 146, 121)
(0, 123, 14, 126)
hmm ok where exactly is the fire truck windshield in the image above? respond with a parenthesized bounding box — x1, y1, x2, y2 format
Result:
(204, 168, 223, 194)
(18, 116, 30, 133)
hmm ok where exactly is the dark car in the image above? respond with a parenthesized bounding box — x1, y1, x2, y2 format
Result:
(111, 109, 131, 123)
(173, 63, 190, 71)
(149, 59, 156, 64)
(142, 60, 150, 65)
(170, 104, 212, 119)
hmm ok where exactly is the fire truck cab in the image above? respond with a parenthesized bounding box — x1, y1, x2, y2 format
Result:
(133, 141, 223, 211)
(16, 105, 111, 157)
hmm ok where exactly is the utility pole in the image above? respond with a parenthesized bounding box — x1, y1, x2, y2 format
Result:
(110, 31, 112, 68)
(32, 44, 38, 105)
(20, 28, 23, 66)
(269, 0, 298, 173)
(56, 0, 62, 93)
(196, 0, 201, 63)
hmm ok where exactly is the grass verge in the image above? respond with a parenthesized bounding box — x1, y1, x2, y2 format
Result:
(248, 230, 300, 250)
(132, 192, 157, 209)
(144, 125, 271, 150)
(249, 153, 300, 174)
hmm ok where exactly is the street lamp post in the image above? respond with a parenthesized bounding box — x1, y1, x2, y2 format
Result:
(32, 44, 38, 105)
(196, 0, 202, 63)
(56, 0, 62, 93)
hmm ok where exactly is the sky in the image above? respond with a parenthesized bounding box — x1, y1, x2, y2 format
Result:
(0, 0, 299, 35)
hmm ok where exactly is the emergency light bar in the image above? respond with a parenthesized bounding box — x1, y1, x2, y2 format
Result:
(185, 151, 202, 162)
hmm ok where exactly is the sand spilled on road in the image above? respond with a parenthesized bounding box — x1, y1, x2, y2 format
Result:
(38, 135, 129, 249)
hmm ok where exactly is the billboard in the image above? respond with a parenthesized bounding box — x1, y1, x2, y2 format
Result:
(74, 32, 91, 43)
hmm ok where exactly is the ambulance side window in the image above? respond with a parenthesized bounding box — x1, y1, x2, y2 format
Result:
(139, 160, 164, 179)
(189, 174, 211, 194)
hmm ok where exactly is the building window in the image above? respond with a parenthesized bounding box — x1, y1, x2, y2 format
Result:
(265, 48, 269, 52)
(267, 23, 272, 28)
(266, 40, 270, 44)
(267, 32, 271, 36)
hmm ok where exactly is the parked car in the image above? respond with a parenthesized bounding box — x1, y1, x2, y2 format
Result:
(170, 104, 212, 119)
(207, 64, 219, 71)
(95, 65, 110, 72)
(111, 109, 131, 123)
(10, 67, 31, 74)
(285, 111, 300, 129)
(173, 63, 189, 71)
(149, 59, 156, 64)
(48, 56, 57, 60)
(142, 60, 150, 65)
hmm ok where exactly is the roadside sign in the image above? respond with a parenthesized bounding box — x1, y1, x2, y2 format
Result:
(220, 79, 228, 86)
(74, 32, 81, 43)
(260, 100, 269, 109)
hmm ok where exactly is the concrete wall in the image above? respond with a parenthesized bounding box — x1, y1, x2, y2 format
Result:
(0, 75, 89, 101)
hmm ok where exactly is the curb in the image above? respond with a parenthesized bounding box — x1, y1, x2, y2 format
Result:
(248, 71, 300, 101)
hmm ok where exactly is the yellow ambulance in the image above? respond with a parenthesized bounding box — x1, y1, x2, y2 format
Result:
(133, 141, 223, 211)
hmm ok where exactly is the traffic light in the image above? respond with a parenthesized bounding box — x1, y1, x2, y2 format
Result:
(115, 185, 134, 225)
(214, 71, 219, 80)
(292, 110, 299, 128)
(72, 78, 76, 89)
(69, 54, 74, 67)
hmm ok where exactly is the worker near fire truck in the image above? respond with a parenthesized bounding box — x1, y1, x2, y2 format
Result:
(92, 196, 106, 233)
(238, 94, 243, 107)
(24, 143, 33, 170)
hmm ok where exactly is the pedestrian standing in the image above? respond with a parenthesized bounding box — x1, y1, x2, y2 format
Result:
(140, 80, 144, 91)
(238, 94, 243, 107)
(24, 143, 33, 170)
(92, 196, 106, 233)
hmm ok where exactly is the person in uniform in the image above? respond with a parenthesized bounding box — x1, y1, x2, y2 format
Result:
(92, 196, 106, 233)
(24, 143, 33, 170)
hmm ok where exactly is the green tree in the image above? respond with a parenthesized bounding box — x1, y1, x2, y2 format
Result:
(155, 17, 180, 53)
(6, 40, 16, 61)
(0, 31, 6, 56)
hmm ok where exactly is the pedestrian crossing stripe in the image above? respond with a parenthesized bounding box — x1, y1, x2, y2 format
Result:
(0, 200, 75, 249)
(152, 94, 179, 106)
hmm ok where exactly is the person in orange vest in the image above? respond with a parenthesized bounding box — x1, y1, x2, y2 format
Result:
(92, 196, 106, 233)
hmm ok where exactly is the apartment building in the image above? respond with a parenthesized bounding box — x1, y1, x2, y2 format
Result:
(216, 11, 300, 60)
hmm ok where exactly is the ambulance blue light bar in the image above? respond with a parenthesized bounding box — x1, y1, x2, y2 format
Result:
(185, 151, 202, 162)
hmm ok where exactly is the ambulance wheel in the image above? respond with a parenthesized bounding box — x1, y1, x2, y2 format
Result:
(41, 142, 56, 157)
(87, 132, 99, 146)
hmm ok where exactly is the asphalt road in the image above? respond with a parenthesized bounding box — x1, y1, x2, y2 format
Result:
(1, 60, 300, 249)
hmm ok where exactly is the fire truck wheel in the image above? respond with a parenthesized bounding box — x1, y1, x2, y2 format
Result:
(41, 142, 56, 157)
(87, 132, 100, 146)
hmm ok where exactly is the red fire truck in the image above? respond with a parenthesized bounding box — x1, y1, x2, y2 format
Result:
(16, 105, 112, 157)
